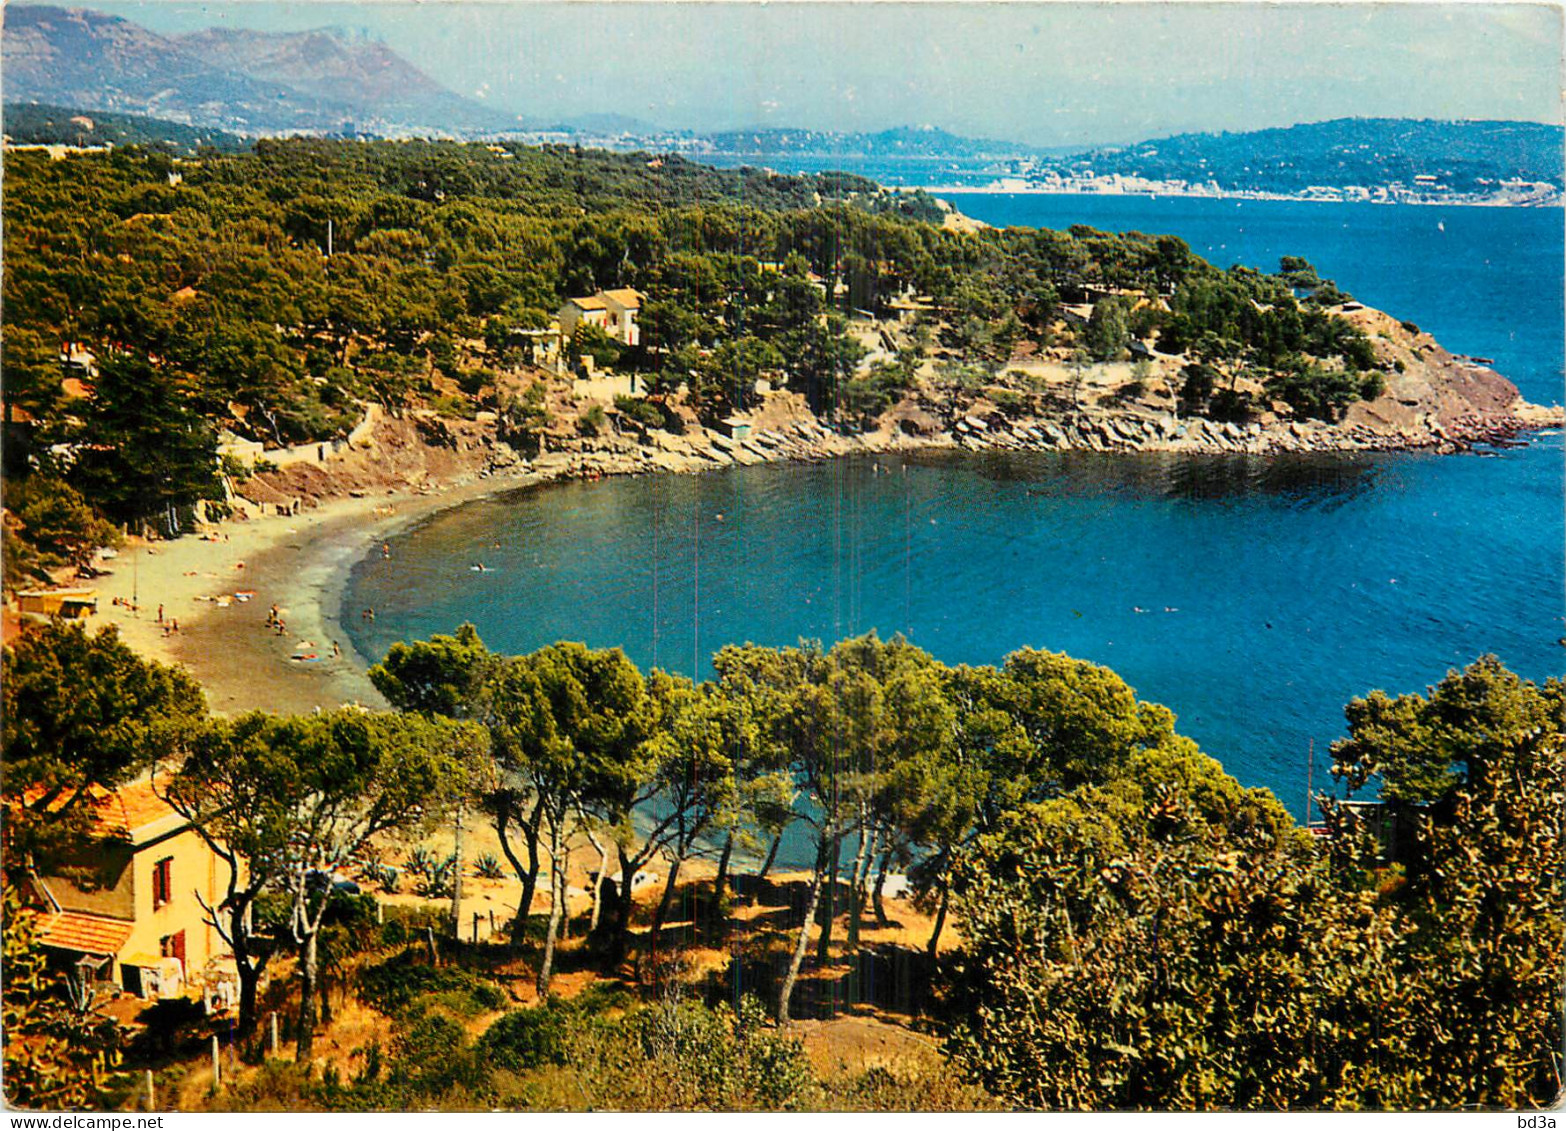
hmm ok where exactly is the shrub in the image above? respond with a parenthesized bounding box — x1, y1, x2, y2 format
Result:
(622, 994, 818, 1110)
(458, 366, 495, 397)
(731, 995, 816, 1110)
(355, 1013, 493, 1106)
(831, 1062, 1002, 1112)
(577, 404, 607, 438)
(479, 1008, 569, 1072)
(132, 997, 206, 1058)
(430, 394, 477, 421)
(989, 389, 1027, 416)
(380, 903, 445, 935)
(614, 395, 665, 431)
(357, 948, 506, 1018)
(472, 852, 505, 880)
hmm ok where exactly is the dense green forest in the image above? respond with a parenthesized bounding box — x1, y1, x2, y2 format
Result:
(2, 103, 249, 156)
(3, 619, 1561, 1110)
(3, 139, 1382, 538)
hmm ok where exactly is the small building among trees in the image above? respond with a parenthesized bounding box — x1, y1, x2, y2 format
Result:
(558, 288, 643, 347)
(15, 589, 98, 620)
(23, 778, 236, 1003)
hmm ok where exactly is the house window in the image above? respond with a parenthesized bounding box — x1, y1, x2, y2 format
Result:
(152, 857, 172, 909)
(159, 931, 186, 966)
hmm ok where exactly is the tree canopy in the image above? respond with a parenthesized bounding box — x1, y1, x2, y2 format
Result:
(2, 621, 206, 867)
(944, 656, 1564, 1110)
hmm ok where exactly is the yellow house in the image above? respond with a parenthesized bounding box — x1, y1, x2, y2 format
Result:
(28, 778, 234, 1000)
(558, 288, 642, 347)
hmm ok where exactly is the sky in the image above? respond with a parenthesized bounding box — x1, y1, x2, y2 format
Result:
(84, 1, 1565, 146)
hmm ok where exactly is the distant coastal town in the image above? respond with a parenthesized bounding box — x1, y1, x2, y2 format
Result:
(4, 2, 1565, 1116)
(918, 168, 1564, 207)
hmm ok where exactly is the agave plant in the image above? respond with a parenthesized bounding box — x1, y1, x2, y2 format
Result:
(404, 845, 437, 878)
(418, 854, 458, 899)
(472, 852, 505, 880)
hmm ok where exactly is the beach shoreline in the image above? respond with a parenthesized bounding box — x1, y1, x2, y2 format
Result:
(92, 470, 552, 716)
(85, 387, 1559, 718)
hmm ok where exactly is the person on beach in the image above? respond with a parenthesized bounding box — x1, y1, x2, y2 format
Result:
(332, 641, 341, 658)
(157, 604, 164, 624)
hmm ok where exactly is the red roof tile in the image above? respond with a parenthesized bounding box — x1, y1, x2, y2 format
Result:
(21, 776, 181, 839)
(33, 910, 133, 956)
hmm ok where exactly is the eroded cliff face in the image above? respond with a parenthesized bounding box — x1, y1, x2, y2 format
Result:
(1338, 306, 1539, 442)
(238, 303, 1561, 510)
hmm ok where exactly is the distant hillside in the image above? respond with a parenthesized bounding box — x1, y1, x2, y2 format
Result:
(170, 25, 516, 134)
(2, 101, 248, 153)
(1, 4, 521, 136)
(549, 112, 660, 136)
(1042, 118, 1565, 194)
(697, 125, 1043, 160)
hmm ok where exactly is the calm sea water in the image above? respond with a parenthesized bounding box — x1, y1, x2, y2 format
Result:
(345, 197, 1565, 822)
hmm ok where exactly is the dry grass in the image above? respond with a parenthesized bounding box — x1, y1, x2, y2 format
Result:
(149, 856, 969, 1111)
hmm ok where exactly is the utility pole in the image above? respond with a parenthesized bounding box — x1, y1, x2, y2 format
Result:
(449, 803, 465, 940)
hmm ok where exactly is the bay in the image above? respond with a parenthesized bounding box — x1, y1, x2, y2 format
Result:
(344, 197, 1565, 824)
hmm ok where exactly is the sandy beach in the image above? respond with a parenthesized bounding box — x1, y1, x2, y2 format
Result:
(92, 472, 548, 716)
(81, 341, 1558, 719)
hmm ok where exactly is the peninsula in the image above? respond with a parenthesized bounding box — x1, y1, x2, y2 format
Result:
(4, 137, 1556, 720)
(3, 10, 1563, 1118)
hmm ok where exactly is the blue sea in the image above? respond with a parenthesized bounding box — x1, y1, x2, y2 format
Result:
(345, 196, 1565, 827)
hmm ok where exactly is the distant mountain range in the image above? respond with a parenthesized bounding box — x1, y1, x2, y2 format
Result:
(1, 3, 522, 134)
(3, 4, 1560, 204)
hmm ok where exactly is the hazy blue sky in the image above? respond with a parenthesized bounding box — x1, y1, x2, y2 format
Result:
(87, 2, 1564, 145)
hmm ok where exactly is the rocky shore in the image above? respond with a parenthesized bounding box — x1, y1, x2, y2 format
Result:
(90, 339, 1557, 718)
(490, 406, 1553, 488)
(240, 299, 1560, 510)
(243, 384, 1560, 513)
